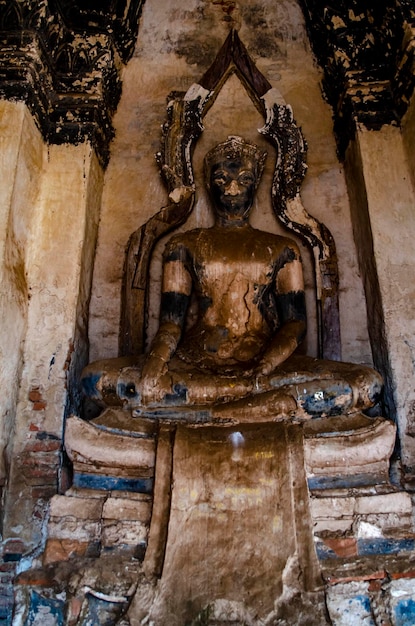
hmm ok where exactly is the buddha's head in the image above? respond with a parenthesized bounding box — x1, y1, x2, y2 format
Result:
(204, 136, 267, 224)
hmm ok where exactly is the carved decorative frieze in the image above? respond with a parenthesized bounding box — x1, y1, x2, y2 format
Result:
(54, 0, 143, 63)
(394, 8, 415, 118)
(1, 2, 412, 162)
(0, 0, 144, 165)
(300, 1, 415, 153)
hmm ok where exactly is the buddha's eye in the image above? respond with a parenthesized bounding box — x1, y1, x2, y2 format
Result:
(212, 172, 228, 185)
(238, 172, 255, 186)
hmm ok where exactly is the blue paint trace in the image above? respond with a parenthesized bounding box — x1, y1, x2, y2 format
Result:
(81, 372, 102, 399)
(73, 472, 153, 494)
(353, 594, 371, 613)
(315, 541, 337, 560)
(343, 594, 375, 626)
(26, 590, 64, 626)
(394, 598, 415, 626)
(298, 381, 353, 416)
(81, 591, 128, 626)
(308, 473, 383, 491)
(358, 538, 415, 556)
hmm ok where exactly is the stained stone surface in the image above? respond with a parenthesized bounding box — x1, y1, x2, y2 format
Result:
(129, 422, 321, 625)
(1, 139, 104, 545)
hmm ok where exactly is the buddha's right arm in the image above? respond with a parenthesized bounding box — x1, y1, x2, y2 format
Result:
(155, 247, 193, 358)
(140, 249, 192, 396)
(139, 311, 188, 403)
(139, 297, 190, 404)
(147, 319, 184, 364)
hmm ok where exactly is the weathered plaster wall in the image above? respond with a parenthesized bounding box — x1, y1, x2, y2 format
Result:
(88, 0, 372, 367)
(402, 93, 415, 195)
(345, 124, 415, 476)
(0, 101, 44, 486)
(3, 141, 104, 545)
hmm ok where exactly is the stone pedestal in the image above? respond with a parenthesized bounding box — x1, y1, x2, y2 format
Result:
(138, 423, 321, 625)
(14, 409, 414, 625)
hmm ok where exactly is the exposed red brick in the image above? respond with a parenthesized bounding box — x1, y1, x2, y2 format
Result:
(20, 452, 59, 475)
(323, 537, 357, 558)
(28, 388, 47, 410)
(21, 451, 59, 464)
(28, 389, 42, 402)
(63, 341, 75, 372)
(3, 540, 25, 555)
(29, 423, 40, 431)
(43, 539, 89, 565)
(368, 579, 383, 592)
(68, 596, 82, 625)
(325, 570, 387, 585)
(22, 463, 57, 474)
(21, 459, 56, 471)
(25, 440, 61, 453)
(16, 569, 54, 586)
(0, 563, 17, 573)
(32, 401, 47, 410)
(31, 486, 57, 500)
(21, 472, 57, 488)
(390, 570, 415, 580)
(21, 464, 56, 476)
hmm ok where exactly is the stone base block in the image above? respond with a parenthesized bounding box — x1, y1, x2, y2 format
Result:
(44, 492, 153, 564)
(101, 496, 152, 554)
(304, 414, 396, 490)
(102, 495, 152, 523)
(44, 494, 105, 565)
(310, 491, 413, 536)
(311, 490, 415, 568)
(65, 414, 156, 495)
(43, 538, 98, 565)
(101, 520, 148, 553)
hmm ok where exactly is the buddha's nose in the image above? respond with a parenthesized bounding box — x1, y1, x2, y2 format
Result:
(224, 179, 240, 196)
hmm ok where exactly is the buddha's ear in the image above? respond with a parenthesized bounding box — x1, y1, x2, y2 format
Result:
(254, 149, 268, 189)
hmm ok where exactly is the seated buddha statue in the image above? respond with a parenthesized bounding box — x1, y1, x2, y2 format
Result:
(82, 136, 382, 423)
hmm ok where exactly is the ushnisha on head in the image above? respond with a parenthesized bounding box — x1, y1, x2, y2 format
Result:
(204, 136, 267, 224)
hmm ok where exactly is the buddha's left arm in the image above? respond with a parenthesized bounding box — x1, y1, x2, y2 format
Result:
(256, 244, 306, 375)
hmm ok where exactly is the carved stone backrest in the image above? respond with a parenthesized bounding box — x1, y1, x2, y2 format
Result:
(120, 29, 341, 361)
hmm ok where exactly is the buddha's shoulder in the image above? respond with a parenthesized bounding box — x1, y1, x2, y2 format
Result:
(165, 228, 213, 248)
(164, 227, 300, 257)
(250, 229, 301, 256)
(163, 228, 207, 257)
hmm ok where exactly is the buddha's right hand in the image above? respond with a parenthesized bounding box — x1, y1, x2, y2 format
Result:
(139, 354, 171, 405)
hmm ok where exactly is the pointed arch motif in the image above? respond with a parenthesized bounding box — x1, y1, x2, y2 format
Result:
(120, 29, 340, 361)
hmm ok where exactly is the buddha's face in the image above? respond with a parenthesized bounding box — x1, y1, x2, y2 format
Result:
(210, 158, 257, 223)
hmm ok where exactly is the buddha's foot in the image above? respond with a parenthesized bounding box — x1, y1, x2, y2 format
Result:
(211, 390, 297, 422)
